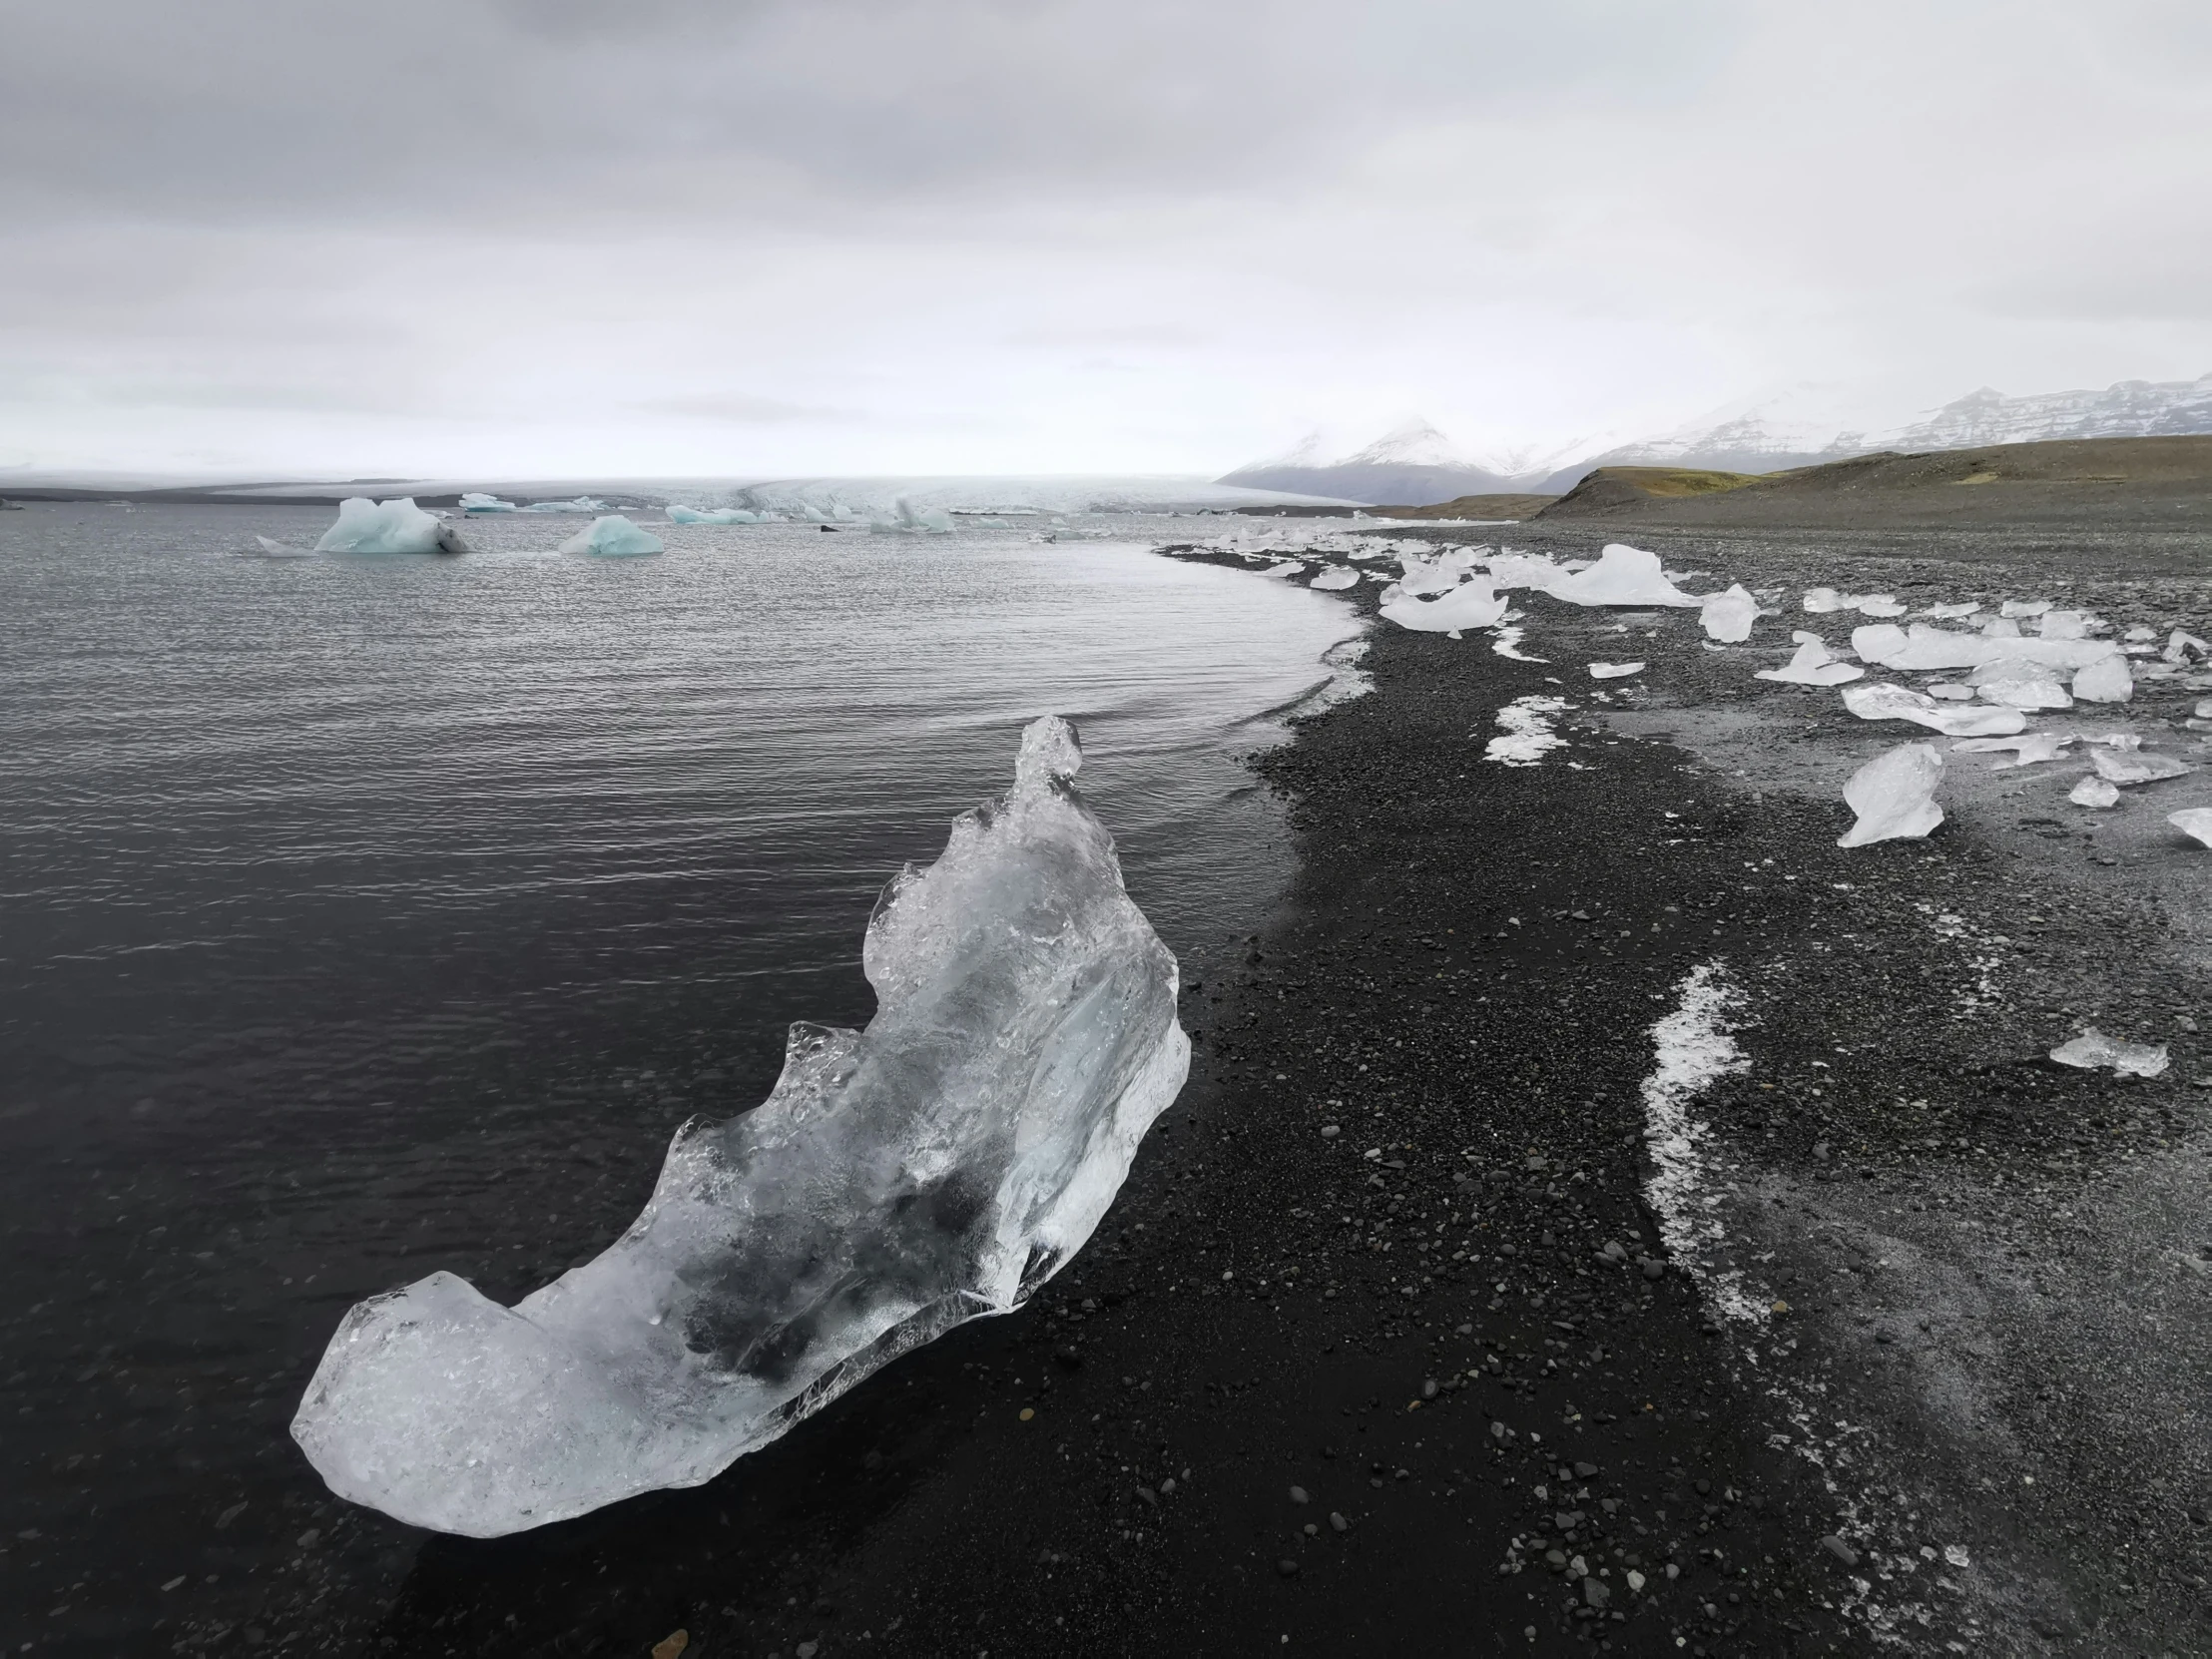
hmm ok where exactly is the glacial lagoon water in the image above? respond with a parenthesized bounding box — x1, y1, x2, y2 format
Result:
(0, 502, 1356, 1649)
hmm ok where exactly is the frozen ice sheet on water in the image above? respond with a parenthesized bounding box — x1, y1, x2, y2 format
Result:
(313, 497, 470, 555)
(1837, 742, 1943, 846)
(561, 515, 664, 557)
(291, 718, 1191, 1536)
(2050, 1029, 2169, 1077)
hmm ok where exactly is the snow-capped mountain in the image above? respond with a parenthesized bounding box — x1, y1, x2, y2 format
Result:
(1218, 419, 1574, 505)
(1551, 372, 2212, 488)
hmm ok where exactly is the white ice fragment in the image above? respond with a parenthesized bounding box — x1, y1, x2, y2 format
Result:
(2166, 630, 2210, 664)
(2090, 747, 2194, 786)
(1851, 624, 1908, 665)
(1803, 588, 1845, 614)
(1922, 602, 1981, 619)
(1382, 580, 1507, 633)
(2049, 1029, 2169, 1077)
(2071, 655, 2134, 704)
(2124, 625, 2158, 643)
(1853, 595, 1907, 617)
(2169, 809, 2212, 847)
(1640, 962, 1763, 1324)
(868, 497, 955, 535)
(2069, 775, 2120, 808)
(1837, 742, 1943, 846)
(1841, 683, 2026, 737)
(1545, 544, 1700, 608)
(2037, 610, 2088, 640)
(1309, 567, 1358, 590)
(1977, 678, 2072, 711)
(1877, 624, 1993, 671)
(314, 497, 469, 555)
(1926, 684, 1975, 701)
(667, 505, 761, 525)
(1589, 661, 1645, 680)
(1482, 551, 1564, 593)
(520, 496, 611, 514)
(1981, 617, 2022, 639)
(1756, 637, 1865, 687)
(1492, 627, 1547, 662)
(2000, 599, 2049, 619)
(1262, 561, 1307, 580)
(291, 717, 1190, 1536)
(459, 492, 518, 514)
(1485, 696, 1568, 765)
(1699, 584, 1759, 643)
(560, 515, 664, 557)
(1953, 732, 2070, 769)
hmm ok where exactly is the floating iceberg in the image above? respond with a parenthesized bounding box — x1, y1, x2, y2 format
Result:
(1589, 661, 1645, 680)
(2037, 610, 2088, 640)
(1837, 742, 1943, 847)
(460, 492, 518, 514)
(1755, 635, 1864, 687)
(1841, 683, 2026, 737)
(1545, 543, 1698, 608)
(1309, 567, 1359, 590)
(2070, 775, 2120, 808)
(1699, 585, 1759, 643)
(291, 718, 1190, 1536)
(560, 515, 664, 557)
(2170, 808, 2212, 847)
(869, 497, 955, 535)
(520, 497, 612, 514)
(313, 497, 470, 555)
(668, 505, 762, 525)
(2089, 747, 2193, 786)
(2071, 656, 2134, 704)
(2049, 1029, 2168, 1077)
(1381, 579, 1508, 633)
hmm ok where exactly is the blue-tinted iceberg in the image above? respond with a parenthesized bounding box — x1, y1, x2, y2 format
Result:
(291, 718, 1190, 1536)
(313, 497, 469, 554)
(668, 504, 762, 525)
(561, 516, 664, 557)
(460, 492, 518, 514)
(521, 496, 612, 514)
(868, 497, 955, 535)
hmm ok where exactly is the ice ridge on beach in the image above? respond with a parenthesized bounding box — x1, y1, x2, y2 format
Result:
(291, 718, 1191, 1536)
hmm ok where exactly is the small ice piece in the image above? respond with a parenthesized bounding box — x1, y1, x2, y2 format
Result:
(1926, 683, 1975, 700)
(313, 497, 469, 555)
(2090, 747, 2194, 786)
(1589, 661, 1645, 680)
(2000, 599, 2048, 619)
(868, 497, 955, 535)
(1922, 601, 1981, 619)
(1492, 627, 1547, 662)
(459, 492, 518, 514)
(1395, 557, 1465, 597)
(1837, 742, 1943, 846)
(2070, 775, 2120, 808)
(1545, 544, 1700, 608)
(1853, 595, 1907, 617)
(667, 505, 761, 525)
(1977, 678, 2072, 711)
(2048, 1029, 2169, 1077)
(1841, 683, 2026, 737)
(1483, 551, 1564, 593)
(1851, 623, 1909, 665)
(1981, 616, 2022, 639)
(2123, 625, 2158, 643)
(1699, 584, 1759, 643)
(2169, 808, 2212, 846)
(1485, 695, 1569, 765)
(560, 515, 664, 557)
(1953, 732, 2070, 768)
(2166, 630, 2210, 664)
(291, 717, 1190, 1536)
(1803, 588, 1845, 613)
(2037, 610, 2087, 640)
(1381, 580, 1508, 633)
(1262, 561, 1307, 580)
(2071, 655, 2134, 704)
(1756, 637, 1865, 687)
(1309, 567, 1358, 590)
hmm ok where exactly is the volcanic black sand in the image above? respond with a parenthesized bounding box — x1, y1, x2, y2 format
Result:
(156, 521, 2212, 1659)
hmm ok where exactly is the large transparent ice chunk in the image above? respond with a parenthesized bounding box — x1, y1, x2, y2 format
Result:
(1837, 742, 1944, 846)
(1545, 543, 1699, 608)
(314, 497, 470, 554)
(1841, 682, 2026, 737)
(1754, 633, 1864, 687)
(2049, 1029, 2169, 1077)
(1699, 584, 1759, 643)
(291, 718, 1190, 1536)
(1381, 579, 1508, 633)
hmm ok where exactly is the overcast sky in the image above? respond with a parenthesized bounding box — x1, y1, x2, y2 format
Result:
(3, 0, 2208, 479)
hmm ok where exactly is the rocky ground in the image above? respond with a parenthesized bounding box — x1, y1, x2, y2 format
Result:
(171, 520, 2210, 1659)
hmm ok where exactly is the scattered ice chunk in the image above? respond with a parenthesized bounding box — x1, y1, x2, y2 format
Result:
(1309, 567, 1358, 590)
(1922, 602, 1981, 619)
(314, 497, 469, 555)
(2169, 808, 2212, 847)
(2037, 610, 2088, 640)
(1852, 595, 1907, 618)
(1640, 962, 1764, 1325)
(1953, 733, 2071, 769)
(1485, 696, 1569, 766)
(2049, 1029, 2169, 1077)
(1842, 683, 2026, 737)
(1699, 584, 1759, 643)
(2071, 655, 2134, 704)
(2123, 625, 2158, 643)
(1589, 661, 1645, 680)
(459, 492, 518, 514)
(1382, 580, 1508, 633)
(868, 497, 955, 535)
(1803, 588, 1845, 613)
(1869, 624, 1991, 671)
(1483, 551, 1564, 593)
(520, 497, 612, 514)
(1981, 616, 2022, 639)
(2090, 748, 2194, 786)
(291, 717, 1191, 1536)
(1977, 678, 2072, 712)
(1545, 544, 1699, 608)
(560, 516, 664, 557)
(2166, 630, 2210, 664)
(1492, 627, 1547, 662)
(1755, 637, 1865, 687)
(1926, 683, 1975, 701)
(667, 505, 761, 525)
(2000, 599, 2048, 619)
(2070, 775, 2120, 808)
(1837, 742, 1943, 846)
(1851, 624, 1909, 665)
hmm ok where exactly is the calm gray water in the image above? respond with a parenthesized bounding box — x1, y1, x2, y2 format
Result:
(0, 502, 1356, 1651)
